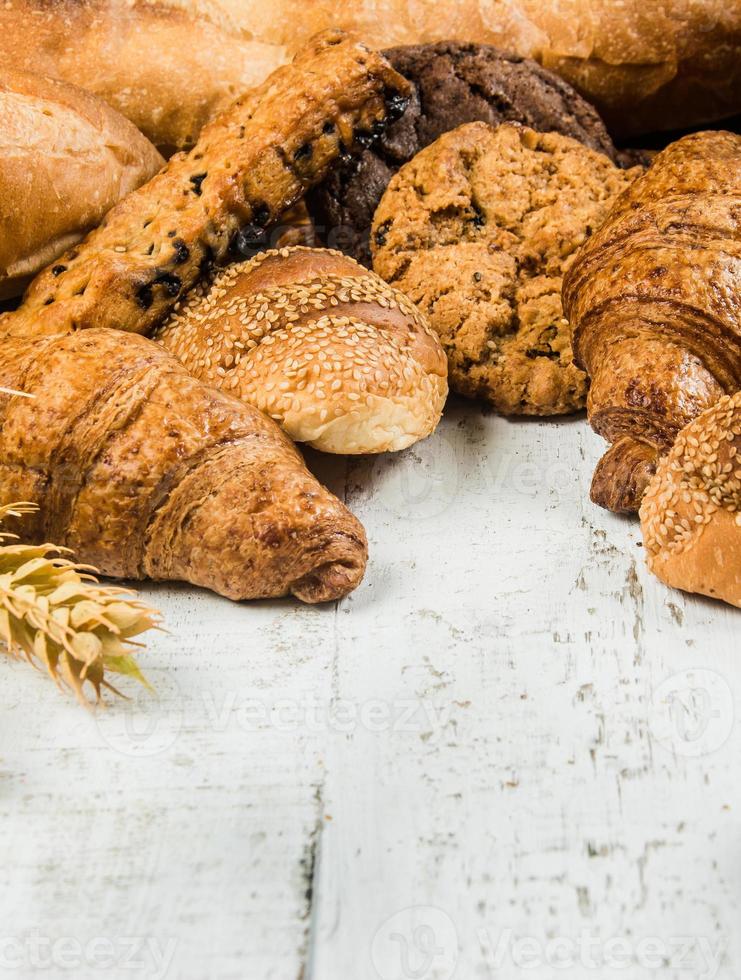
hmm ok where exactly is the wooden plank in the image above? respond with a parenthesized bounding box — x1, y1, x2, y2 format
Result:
(0, 581, 340, 980)
(307, 399, 740, 980)
(2, 401, 738, 980)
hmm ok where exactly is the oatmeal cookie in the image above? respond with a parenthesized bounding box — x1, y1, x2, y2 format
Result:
(309, 41, 628, 266)
(372, 122, 641, 415)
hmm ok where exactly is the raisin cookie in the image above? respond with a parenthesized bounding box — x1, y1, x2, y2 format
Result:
(308, 41, 627, 267)
(372, 122, 642, 415)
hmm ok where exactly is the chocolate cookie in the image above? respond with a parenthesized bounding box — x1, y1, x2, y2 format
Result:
(372, 123, 642, 416)
(308, 41, 623, 266)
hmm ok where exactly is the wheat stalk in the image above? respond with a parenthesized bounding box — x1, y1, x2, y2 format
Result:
(0, 386, 33, 398)
(0, 502, 159, 703)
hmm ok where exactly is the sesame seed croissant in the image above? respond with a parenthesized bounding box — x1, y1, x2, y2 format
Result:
(563, 130, 741, 514)
(154, 246, 448, 454)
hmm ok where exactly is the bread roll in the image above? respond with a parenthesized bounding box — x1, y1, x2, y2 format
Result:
(641, 392, 741, 609)
(0, 67, 163, 299)
(2, 0, 737, 146)
(155, 246, 448, 454)
(0, 0, 282, 151)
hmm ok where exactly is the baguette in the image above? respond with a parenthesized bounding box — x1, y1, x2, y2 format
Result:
(2, 0, 738, 144)
(0, 0, 285, 150)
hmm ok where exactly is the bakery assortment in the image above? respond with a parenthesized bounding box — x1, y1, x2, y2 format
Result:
(5, 1, 739, 144)
(372, 122, 640, 415)
(0, 32, 408, 604)
(309, 41, 625, 266)
(0, 67, 163, 298)
(3, 31, 411, 341)
(156, 246, 448, 453)
(0, 11, 740, 631)
(641, 393, 741, 609)
(563, 131, 741, 515)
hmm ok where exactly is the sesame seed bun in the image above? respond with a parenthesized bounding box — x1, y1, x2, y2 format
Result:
(155, 246, 448, 454)
(640, 391, 741, 608)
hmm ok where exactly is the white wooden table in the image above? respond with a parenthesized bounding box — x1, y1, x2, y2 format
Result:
(2, 396, 739, 980)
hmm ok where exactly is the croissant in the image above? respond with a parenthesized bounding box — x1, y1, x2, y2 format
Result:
(641, 392, 741, 608)
(562, 130, 741, 514)
(0, 329, 367, 603)
(154, 246, 448, 454)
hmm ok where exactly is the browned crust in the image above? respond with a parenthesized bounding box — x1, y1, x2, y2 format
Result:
(154, 246, 448, 454)
(0, 329, 368, 602)
(563, 130, 741, 514)
(641, 391, 741, 608)
(3, 30, 410, 341)
(0, 32, 415, 602)
(0, 66, 163, 296)
(3, 0, 738, 140)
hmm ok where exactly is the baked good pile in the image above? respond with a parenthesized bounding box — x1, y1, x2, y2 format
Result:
(0, 4, 739, 615)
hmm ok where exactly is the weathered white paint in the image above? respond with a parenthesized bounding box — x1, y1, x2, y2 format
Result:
(1, 397, 739, 980)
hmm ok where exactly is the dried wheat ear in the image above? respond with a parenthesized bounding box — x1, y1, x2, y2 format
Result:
(0, 502, 159, 704)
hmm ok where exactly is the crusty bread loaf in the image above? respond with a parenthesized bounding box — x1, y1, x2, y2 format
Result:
(222, 0, 741, 137)
(2, 0, 737, 146)
(641, 392, 741, 609)
(0, 67, 163, 299)
(0, 0, 284, 151)
(155, 246, 448, 454)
